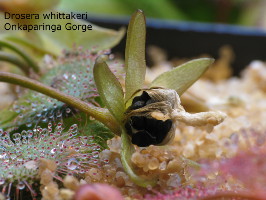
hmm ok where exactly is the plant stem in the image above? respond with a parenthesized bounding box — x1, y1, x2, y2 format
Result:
(0, 52, 29, 74)
(0, 40, 40, 73)
(121, 130, 157, 187)
(0, 72, 121, 134)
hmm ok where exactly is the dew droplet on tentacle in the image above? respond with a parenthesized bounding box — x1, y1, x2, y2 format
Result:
(66, 158, 80, 170)
(16, 181, 25, 190)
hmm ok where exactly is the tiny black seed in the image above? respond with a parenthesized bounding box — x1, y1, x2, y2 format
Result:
(131, 116, 145, 130)
(125, 91, 173, 146)
(131, 100, 145, 110)
(131, 130, 157, 147)
(132, 96, 143, 105)
(156, 119, 173, 143)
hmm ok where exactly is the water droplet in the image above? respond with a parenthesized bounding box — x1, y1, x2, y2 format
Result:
(13, 133, 21, 141)
(7, 172, 13, 179)
(63, 74, 69, 79)
(0, 178, 5, 185)
(109, 54, 114, 60)
(27, 130, 33, 138)
(43, 106, 47, 112)
(103, 159, 109, 164)
(26, 122, 32, 127)
(16, 181, 25, 190)
(68, 124, 78, 137)
(56, 110, 62, 118)
(41, 116, 48, 123)
(50, 148, 57, 154)
(10, 154, 17, 160)
(92, 151, 99, 158)
(40, 128, 48, 137)
(66, 158, 79, 170)
(71, 74, 77, 80)
(0, 153, 7, 159)
(48, 123, 52, 128)
(21, 138, 27, 144)
(21, 130, 28, 138)
(66, 108, 71, 113)
(13, 105, 21, 113)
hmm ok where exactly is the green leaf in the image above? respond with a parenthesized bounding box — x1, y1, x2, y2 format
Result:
(63, 112, 115, 149)
(0, 51, 30, 74)
(93, 57, 125, 123)
(150, 58, 214, 95)
(4, 35, 57, 57)
(0, 108, 18, 128)
(2, 50, 101, 130)
(0, 40, 40, 73)
(121, 130, 157, 187)
(81, 118, 115, 149)
(37, 15, 125, 55)
(125, 10, 146, 101)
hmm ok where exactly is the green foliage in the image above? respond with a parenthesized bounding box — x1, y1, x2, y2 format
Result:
(0, 108, 18, 127)
(92, 10, 214, 188)
(82, 118, 115, 149)
(125, 10, 146, 101)
(0, 40, 39, 74)
(94, 56, 125, 123)
(0, 0, 125, 65)
(150, 58, 214, 95)
(58, 0, 187, 20)
(4, 50, 97, 127)
(121, 130, 157, 187)
(0, 49, 116, 150)
(0, 8, 215, 191)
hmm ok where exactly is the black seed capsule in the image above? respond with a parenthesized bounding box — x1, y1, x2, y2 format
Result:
(130, 91, 151, 110)
(125, 90, 173, 147)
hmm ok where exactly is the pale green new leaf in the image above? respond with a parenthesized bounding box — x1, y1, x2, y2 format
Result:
(125, 10, 146, 101)
(121, 130, 157, 187)
(150, 58, 214, 95)
(93, 57, 125, 123)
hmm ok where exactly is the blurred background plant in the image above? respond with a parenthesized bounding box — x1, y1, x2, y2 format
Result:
(58, 0, 266, 28)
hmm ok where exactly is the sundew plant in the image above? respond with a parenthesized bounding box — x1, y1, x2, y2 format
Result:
(0, 8, 243, 200)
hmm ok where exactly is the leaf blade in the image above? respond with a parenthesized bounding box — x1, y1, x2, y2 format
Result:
(150, 58, 214, 95)
(93, 57, 125, 123)
(125, 10, 146, 101)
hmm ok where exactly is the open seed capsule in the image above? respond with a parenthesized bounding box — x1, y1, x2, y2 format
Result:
(124, 88, 178, 147)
